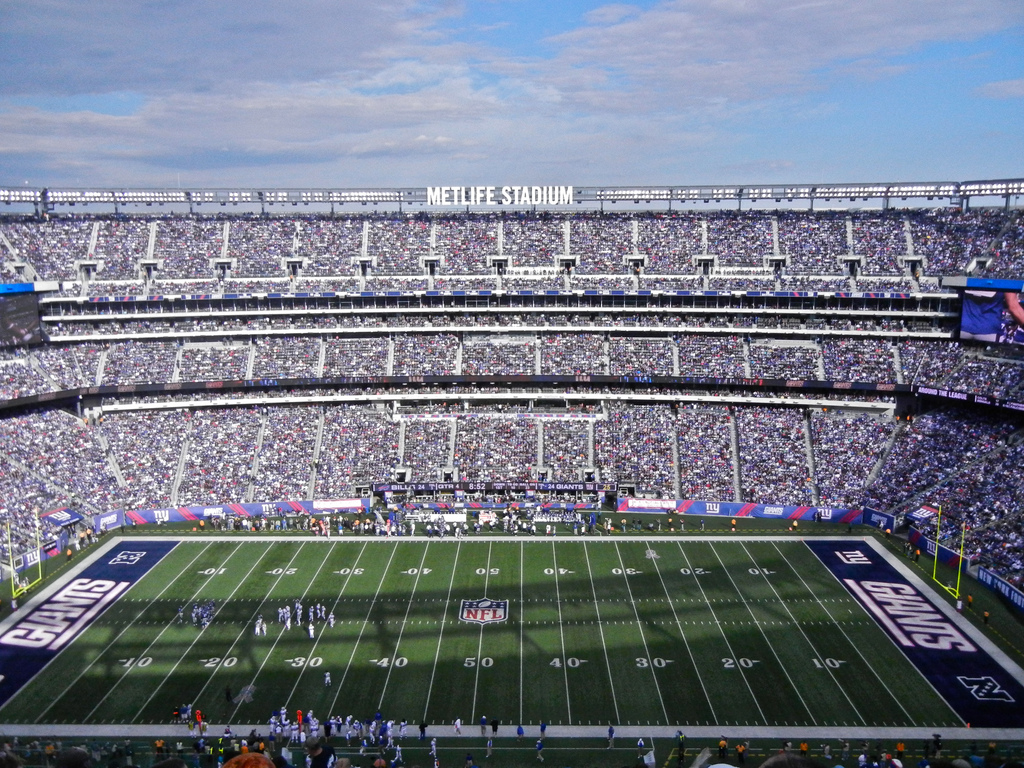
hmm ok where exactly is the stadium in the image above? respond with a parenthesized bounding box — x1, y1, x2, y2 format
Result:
(1, 181, 1023, 766)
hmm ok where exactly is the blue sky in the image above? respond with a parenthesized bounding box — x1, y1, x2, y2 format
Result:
(0, 0, 1021, 188)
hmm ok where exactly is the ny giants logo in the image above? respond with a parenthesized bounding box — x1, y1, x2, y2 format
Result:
(460, 598, 508, 625)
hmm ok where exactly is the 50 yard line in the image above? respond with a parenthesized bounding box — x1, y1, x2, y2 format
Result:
(469, 541, 493, 722)
(422, 541, 462, 720)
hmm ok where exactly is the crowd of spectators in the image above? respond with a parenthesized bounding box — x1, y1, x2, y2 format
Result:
(454, 416, 537, 481)
(177, 407, 262, 506)
(777, 211, 847, 274)
(677, 406, 734, 500)
(708, 212, 773, 268)
(178, 344, 251, 381)
(93, 219, 151, 280)
(594, 403, 677, 495)
(435, 216, 497, 274)
(540, 333, 605, 375)
(541, 419, 591, 479)
(368, 218, 430, 275)
(810, 413, 894, 507)
(152, 218, 224, 279)
(910, 208, 1008, 276)
(609, 336, 674, 375)
(0, 359, 51, 400)
(637, 214, 702, 273)
(102, 341, 179, 385)
(821, 339, 896, 381)
(227, 220, 294, 277)
(1, 219, 92, 280)
(315, 406, 399, 497)
(503, 215, 566, 268)
(735, 406, 811, 505)
(401, 419, 453, 480)
(748, 343, 820, 379)
(676, 335, 745, 377)
(852, 213, 906, 275)
(393, 334, 459, 375)
(462, 338, 536, 375)
(864, 407, 1016, 512)
(299, 217, 362, 276)
(322, 337, 387, 377)
(101, 410, 188, 510)
(571, 216, 632, 274)
(250, 406, 320, 501)
(252, 336, 321, 378)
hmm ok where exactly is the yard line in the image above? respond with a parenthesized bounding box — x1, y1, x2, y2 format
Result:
(285, 541, 368, 711)
(581, 541, 620, 724)
(780, 541, 914, 722)
(208, 542, 321, 719)
(78, 542, 253, 722)
(674, 541, 766, 725)
(377, 542, 431, 709)
(422, 541, 462, 720)
(130, 543, 277, 722)
(330, 542, 402, 708)
(645, 538, 715, 724)
(469, 541, 493, 721)
(741, 542, 863, 724)
(518, 541, 524, 727)
(611, 542, 668, 724)
(35, 541, 206, 722)
(709, 543, 817, 725)
(551, 540, 573, 724)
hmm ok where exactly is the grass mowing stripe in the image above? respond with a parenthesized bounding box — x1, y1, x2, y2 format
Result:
(519, 542, 524, 727)
(79, 542, 254, 722)
(611, 541, 668, 724)
(332, 543, 402, 700)
(675, 540, 766, 725)
(423, 541, 462, 721)
(778, 541, 915, 725)
(551, 541, 573, 724)
(709, 543, 817, 725)
(217, 541, 316, 721)
(282, 541, 359, 710)
(740, 541, 864, 725)
(582, 542, 620, 724)
(377, 542, 432, 710)
(644, 538, 716, 725)
(29, 541, 203, 723)
(469, 541, 493, 723)
(130, 542, 276, 722)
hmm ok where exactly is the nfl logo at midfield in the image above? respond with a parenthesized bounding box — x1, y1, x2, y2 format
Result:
(460, 598, 508, 625)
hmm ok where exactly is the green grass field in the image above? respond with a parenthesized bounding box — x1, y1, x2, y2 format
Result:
(0, 537, 971, 730)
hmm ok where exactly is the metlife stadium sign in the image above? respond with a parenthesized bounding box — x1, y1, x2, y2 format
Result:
(426, 185, 574, 206)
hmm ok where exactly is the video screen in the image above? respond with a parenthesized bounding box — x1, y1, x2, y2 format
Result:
(0, 292, 43, 347)
(959, 289, 1024, 345)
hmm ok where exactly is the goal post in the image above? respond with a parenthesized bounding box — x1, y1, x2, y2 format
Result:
(930, 506, 967, 600)
(6, 522, 44, 601)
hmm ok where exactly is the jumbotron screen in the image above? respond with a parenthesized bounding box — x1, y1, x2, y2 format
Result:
(0, 292, 43, 347)
(959, 288, 1024, 345)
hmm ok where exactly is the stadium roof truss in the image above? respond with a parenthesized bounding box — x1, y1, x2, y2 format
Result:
(0, 179, 1022, 210)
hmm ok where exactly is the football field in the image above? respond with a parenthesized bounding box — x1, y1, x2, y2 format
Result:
(1, 535, 1021, 734)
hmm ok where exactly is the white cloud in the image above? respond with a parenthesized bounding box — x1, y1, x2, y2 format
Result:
(975, 77, 1024, 98)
